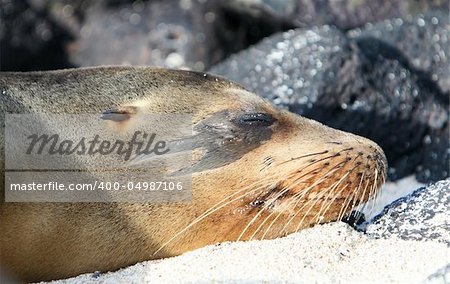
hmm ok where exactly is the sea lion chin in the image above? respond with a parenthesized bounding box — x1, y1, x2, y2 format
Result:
(0, 66, 387, 282)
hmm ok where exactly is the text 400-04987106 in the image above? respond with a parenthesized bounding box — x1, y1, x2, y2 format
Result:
(97, 181, 184, 191)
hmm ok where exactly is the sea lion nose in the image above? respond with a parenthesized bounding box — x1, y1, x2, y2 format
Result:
(372, 143, 388, 178)
(353, 135, 388, 180)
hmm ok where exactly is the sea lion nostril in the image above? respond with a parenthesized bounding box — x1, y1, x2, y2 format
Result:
(370, 146, 388, 168)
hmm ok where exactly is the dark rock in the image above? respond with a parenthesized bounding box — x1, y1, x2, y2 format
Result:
(225, 0, 450, 30)
(346, 12, 450, 182)
(2, 0, 292, 71)
(67, 0, 293, 71)
(365, 179, 450, 245)
(211, 26, 348, 111)
(348, 11, 450, 94)
(210, 12, 449, 183)
(342, 210, 366, 229)
(314, 34, 449, 182)
(91, 271, 102, 279)
(65, 0, 224, 70)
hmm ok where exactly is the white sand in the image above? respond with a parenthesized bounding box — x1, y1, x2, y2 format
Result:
(51, 222, 449, 284)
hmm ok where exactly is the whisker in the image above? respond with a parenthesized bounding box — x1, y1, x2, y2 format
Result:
(341, 175, 370, 222)
(312, 178, 345, 223)
(277, 150, 328, 166)
(282, 168, 339, 235)
(259, 166, 334, 239)
(367, 169, 379, 215)
(338, 171, 364, 220)
(315, 162, 361, 223)
(247, 186, 292, 241)
(251, 156, 346, 240)
(238, 168, 317, 241)
(303, 170, 350, 230)
(317, 182, 350, 223)
(152, 172, 282, 256)
(249, 160, 335, 240)
(292, 177, 343, 233)
(355, 172, 374, 216)
(277, 146, 352, 167)
(279, 164, 346, 235)
(240, 153, 344, 241)
(278, 158, 352, 235)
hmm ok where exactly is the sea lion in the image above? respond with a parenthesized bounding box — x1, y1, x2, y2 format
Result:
(0, 66, 387, 282)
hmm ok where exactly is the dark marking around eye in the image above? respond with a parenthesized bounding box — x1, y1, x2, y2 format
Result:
(234, 113, 276, 128)
(170, 110, 274, 176)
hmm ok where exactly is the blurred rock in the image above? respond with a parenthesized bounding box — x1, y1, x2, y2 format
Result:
(211, 25, 348, 111)
(63, 0, 220, 70)
(348, 11, 450, 94)
(3, 1, 448, 72)
(67, 0, 295, 70)
(210, 12, 449, 183)
(365, 179, 450, 245)
(0, 0, 74, 71)
(319, 12, 450, 182)
(225, 0, 450, 30)
(2, 0, 293, 71)
(315, 35, 449, 182)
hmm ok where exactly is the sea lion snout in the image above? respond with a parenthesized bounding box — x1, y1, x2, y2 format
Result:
(231, 111, 388, 239)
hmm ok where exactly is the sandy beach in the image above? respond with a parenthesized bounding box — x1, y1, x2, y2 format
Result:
(51, 221, 449, 284)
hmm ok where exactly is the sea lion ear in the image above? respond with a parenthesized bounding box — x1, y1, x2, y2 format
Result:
(100, 106, 138, 122)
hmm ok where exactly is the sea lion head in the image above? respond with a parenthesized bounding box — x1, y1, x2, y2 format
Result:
(103, 69, 387, 244)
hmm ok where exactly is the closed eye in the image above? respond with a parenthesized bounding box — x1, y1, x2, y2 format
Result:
(234, 113, 276, 128)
